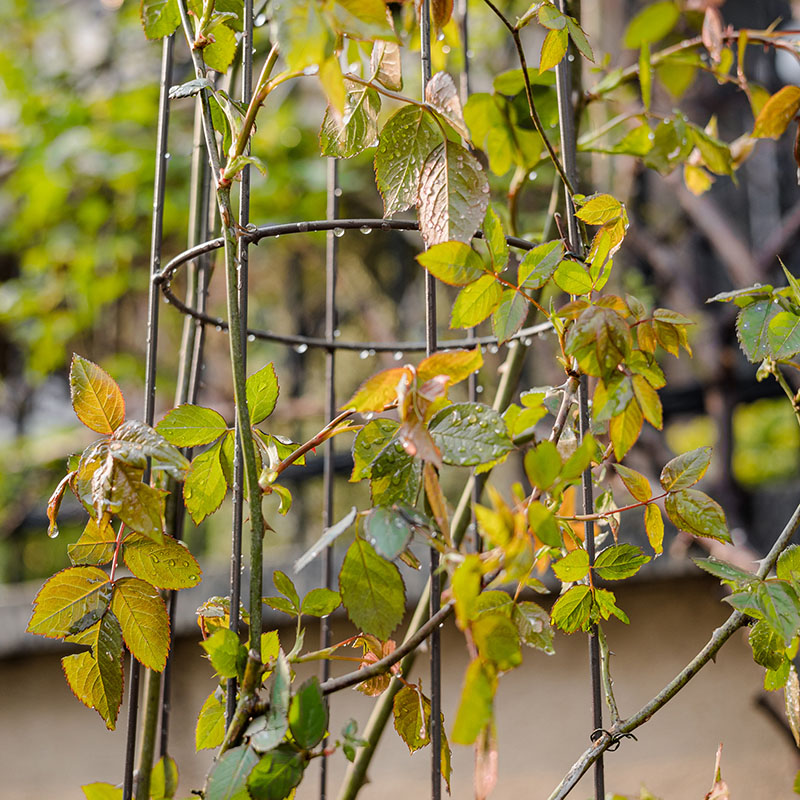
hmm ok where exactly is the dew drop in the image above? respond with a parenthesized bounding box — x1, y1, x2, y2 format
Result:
(466, 49, 475, 58)
(247, 334, 256, 342)
(333, 227, 345, 238)
(164, 152, 171, 160)
(303, 65, 320, 76)
(151, 555, 160, 564)
(365, 412, 375, 421)
(476, 385, 484, 394)
(181, 560, 189, 567)
(215, 325, 223, 332)
(488, 344, 499, 354)
(437, 31, 445, 41)
(334, 187, 343, 197)
(479, 419, 488, 428)
(255, 12, 267, 26)
(333, 328, 341, 338)
(48, 525, 59, 539)
(360, 349, 370, 359)
(189, 574, 198, 581)
(105, 650, 113, 659)
(567, 53, 575, 62)
(294, 343, 309, 354)
(393, 351, 404, 361)
(297, 221, 309, 232)
(360, 225, 372, 235)
(467, 414, 478, 424)
(167, 559, 176, 567)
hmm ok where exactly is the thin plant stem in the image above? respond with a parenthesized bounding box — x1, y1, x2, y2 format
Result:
(597, 624, 620, 728)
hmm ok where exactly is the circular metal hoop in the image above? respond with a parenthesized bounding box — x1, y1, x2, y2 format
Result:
(154, 217, 553, 352)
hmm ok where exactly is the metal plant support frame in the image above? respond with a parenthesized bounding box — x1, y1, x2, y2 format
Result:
(124, 4, 609, 800)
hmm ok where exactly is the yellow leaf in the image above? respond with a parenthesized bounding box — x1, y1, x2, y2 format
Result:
(539, 27, 568, 73)
(343, 367, 410, 412)
(70, 354, 126, 434)
(753, 85, 800, 140)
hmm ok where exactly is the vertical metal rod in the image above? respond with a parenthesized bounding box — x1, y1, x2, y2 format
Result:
(554, 2, 604, 796)
(320, 156, 339, 800)
(420, 5, 441, 799)
(124, 33, 174, 800)
(227, 0, 255, 727)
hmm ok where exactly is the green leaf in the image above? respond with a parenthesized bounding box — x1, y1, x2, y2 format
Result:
(320, 83, 381, 158)
(429, 403, 513, 467)
(206, 745, 260, 800)
(185, 440, 228, 524)
(593, 587, 630, 624)
(513, 601, 554, 654)
(416, 241, 486, 286)
(524, 440, 561, 491)
(300, 588, 341, 617)
(664, 489, 730, 543)
(765, 656, 791, 691)
(492, 289, 528, 344)
(351, 419, 399, 482)
(553, 549, 590, 583)
(363, 506, 414, 560)
(270, 0, 330, 72)
(539, 27, 568, 72)
(553, 260, 593, 295)
(779, 545, 800, 584)
(393, 684, 432, 751)
(150, 755, 179, 800)
(109, 462, 167, 542)
(288, 676, 328, 749)
(659, 446, 712, 491)
(247, 363, 280, 426)
(527, 501, 561, 547)
(483, 206, 509, 270)
(247, 745, 306, 800)
(749, 620, 785, 670)
(123, 534, 201, 590)
(575, 193, 623, 225)
(261, 631, 281, 665)
(69, 517, 117, 566)
(109, 420, 190, 481)
(339, 537, 405, 640)
(156, 404, 228, 447)
(252, 652, 291, 752)
(451, 274, 504, 328)
(518, 241, 563, 290)
(565, 16, 594, 61)
(551, 585, 592, 633)
(615, 463, 651, 502)
(201, 21, 238, 74)
(196, 691, 226, 751)
(644, 504, 664, 554)
(623, 1, 679, 48)
(82, 784, 123, 800)
(28, 566, 112, 639)
(140, 0, 181, 39)
(594, 544, 650, 580)
(370, 440, 421, 506)
(201, 628, 246, 680)
(452, 659, 495, 745)
(417, 140, 490, 248)
(70, 354, 125, 434)
(293, 506, 358, 573)
(768, 311, 800, 359)
(753, 85, 800, 139)
(693, 556, 756, 586)
(111, 577, 170, 671)
(736, 300, 780, 363)
(273, 570, 300, 611)
(452, 554, 482, 628)
(537, 5, 565, 29)
(757, 581, 800, 645)
(472, 612, 523, 671)
(375, 105, 440, 217)
(62, 612, 123, 729)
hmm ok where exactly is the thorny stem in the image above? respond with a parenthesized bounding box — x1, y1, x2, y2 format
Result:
(597, 625, 620, 727)
(178, 0, 266, 657)
(548, 498, 800, 800)
(556, 491, 669, 522)
(481, 0, 575, 196)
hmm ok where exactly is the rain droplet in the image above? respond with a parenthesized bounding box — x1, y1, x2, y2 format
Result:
(360, 225, 372, 235)
(528, 170, 538, 181)
(167, 559, 176, 567)
(476, 385, 484, 394)
(294, 343, 309, 354)
(442, 45, 451, 54)
(467, 414, 478, 424)
(393, 351, 404, 361)
(297, 221, 309, 232)
(567, 54, 575, 62)
(303, 65, 319, 76)
(488, 344, 498, 354)
(164, 152, 171, 160)
(360, 349, 370, 359)
(365, 412, 375, 421)
(48, 525, 59, 539)
(333, 329, 341, 338)
(189, 574, 198, 581)
(334, 187, 343, 197)
(215, 325, 223, 332)
(151, 555, 160, 564)
(247, 334, 256, 342)
(181, 560, 189, 567)
(333, 227, 345, 238)
(437, 31, 445, 41)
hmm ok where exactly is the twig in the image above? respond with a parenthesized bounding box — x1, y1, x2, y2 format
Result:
(320, 602, 454, 695)
(547, 498, 800, 800)
(597, 625, 620, 728)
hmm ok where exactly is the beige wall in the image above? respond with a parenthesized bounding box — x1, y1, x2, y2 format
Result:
(1, 576, 797, 799)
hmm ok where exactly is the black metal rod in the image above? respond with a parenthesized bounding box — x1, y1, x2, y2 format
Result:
(124, 32, 174, 800)
(554, 2, 605, 796)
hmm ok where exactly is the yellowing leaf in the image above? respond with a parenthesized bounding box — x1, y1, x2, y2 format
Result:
(68, 517, 117, 566)
(111, 577, 170, 671)
(539, 27, 569, 73)
(644, 504, 664, 554)
(343, 367, 410, 412)
(575, 193, 623, 225)
(609, 398, 643, 460)
(451, 274, 503, 328)
(70, 354, 125, 434)
(753, 86, 800, 140)
(196, 691, 226, 751)
(123, 534, 202, 590)
(28, 566, 112, 639)
(684, 163, 714, 195)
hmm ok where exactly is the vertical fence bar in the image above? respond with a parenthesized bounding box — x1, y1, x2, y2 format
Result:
(319, 156, 340, 800)
(420, 4, 441, 798)
(227, 0, 255, 726)
(554, 2, 605, 796)
(123, 33, 174, 800)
